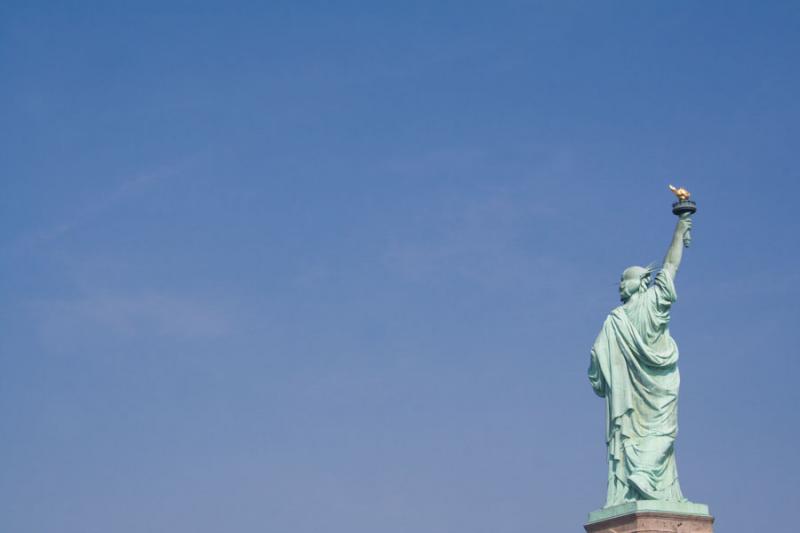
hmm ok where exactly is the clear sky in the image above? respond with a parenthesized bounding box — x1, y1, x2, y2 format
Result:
(1, 2, 799, 532)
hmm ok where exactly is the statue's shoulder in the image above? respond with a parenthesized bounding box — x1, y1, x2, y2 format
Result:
(606, 306, 627, 324)
(651, 269, 677, 304)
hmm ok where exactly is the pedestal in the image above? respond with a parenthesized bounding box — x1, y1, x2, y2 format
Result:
(584, 501, 713, 533)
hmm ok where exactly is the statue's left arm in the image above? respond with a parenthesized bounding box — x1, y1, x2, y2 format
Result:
(662, 216, 692, 279)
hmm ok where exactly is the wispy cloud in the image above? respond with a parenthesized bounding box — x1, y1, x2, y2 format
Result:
(383, 186, 570, 291)
(379, 143, 585, 292)
(10, 159, 193, 253)
(31, 289, 233, 350)
(382, 147, 489, 177)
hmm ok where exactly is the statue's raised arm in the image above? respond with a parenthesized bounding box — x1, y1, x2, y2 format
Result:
(663, 184, 696, 279)
(662, 216, 692, 279)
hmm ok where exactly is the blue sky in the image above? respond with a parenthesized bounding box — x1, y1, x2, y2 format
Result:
(1, 2, 799, 532)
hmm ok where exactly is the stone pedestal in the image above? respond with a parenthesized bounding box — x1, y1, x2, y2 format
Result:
(584, 501, 713, 533)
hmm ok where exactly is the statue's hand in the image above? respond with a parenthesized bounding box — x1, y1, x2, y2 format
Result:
(677, 216, 692, 236)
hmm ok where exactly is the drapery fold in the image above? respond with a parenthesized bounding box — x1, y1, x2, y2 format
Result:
(589, 270, 686, 506)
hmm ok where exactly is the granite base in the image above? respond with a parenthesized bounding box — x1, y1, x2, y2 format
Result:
(584, 501, 713, 533)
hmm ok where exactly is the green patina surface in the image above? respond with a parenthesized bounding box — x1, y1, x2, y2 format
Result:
(588, 205, 705, 509)
(586, 500, 711, 524)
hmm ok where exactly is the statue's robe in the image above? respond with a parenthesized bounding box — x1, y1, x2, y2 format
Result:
(588, 270, 686, 506)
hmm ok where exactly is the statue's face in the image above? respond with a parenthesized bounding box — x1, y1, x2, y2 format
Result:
(619, 266, 651, 302)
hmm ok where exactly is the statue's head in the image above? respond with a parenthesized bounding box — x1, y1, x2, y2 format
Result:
(619, 265, 653, 302)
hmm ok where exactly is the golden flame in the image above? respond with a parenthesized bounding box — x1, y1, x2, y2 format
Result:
(668, 184, 691, 201)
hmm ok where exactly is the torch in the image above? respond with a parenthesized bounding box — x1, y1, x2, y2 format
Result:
(669, 185, 696, 248)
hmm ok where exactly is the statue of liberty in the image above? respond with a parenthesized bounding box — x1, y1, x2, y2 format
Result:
(588, 188, 694, 507)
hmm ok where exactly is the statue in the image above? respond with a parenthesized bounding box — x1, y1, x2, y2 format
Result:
(588, 186, 696, 507)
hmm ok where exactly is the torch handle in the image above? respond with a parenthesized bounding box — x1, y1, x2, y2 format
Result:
(680, 212, 692, 248)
